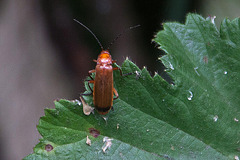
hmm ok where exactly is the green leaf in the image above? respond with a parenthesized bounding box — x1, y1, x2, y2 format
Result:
(24, 14, 240, 159)
(153, 14, 240, 158)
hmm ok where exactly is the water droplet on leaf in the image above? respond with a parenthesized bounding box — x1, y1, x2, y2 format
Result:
(234, 118, 239, 122)
(169, 62, 174, 70)
(187, 91, 193, 101)
(213, 115, 218, 122)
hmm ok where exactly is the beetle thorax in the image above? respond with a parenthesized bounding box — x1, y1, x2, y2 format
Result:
(97, 50, 112, 65)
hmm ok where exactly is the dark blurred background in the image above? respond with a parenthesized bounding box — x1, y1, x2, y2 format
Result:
(0, 0, 239, 159)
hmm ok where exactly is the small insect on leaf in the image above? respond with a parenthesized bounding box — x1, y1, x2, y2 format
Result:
(74, 19, 140, 115)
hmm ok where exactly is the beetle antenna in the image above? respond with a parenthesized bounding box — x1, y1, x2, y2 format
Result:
(107, 24, 140, 51)
(73, 19, 104, 50)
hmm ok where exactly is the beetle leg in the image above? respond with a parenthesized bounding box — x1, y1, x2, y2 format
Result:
(113, 67, 122, 76)
(112, 88, 118, 112)
(89, 70, 96, 73)
(113, 67, 141, 79)
(81, 80, 94, 96)
(88, 69, 96, 80)
(87, 80, 94, 93)
(113, 88, 119, 100)
(88, 80, 94, 83)
(81, 92, 92, 96)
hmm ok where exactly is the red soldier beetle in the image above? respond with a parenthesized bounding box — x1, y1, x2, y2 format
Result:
(74, 19, 140, 115)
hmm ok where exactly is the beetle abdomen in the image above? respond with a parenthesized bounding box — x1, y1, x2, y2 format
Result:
(93, 65, 114, 114)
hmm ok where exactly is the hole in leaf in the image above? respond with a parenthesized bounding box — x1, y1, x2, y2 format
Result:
(45, 144, 53, 152)
(89, 128, 100, 138)
(203, 56, 208, 64)
(55, 98, 60, 102)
